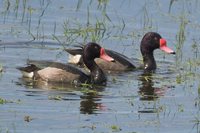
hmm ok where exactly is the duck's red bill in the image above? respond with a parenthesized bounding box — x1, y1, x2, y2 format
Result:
(160, 38, 175, 54)
(100, 48, 114, 62)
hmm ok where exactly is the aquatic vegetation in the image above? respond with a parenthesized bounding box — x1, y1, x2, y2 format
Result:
(1, 0, 51, 41)
(175, 14, 188, 63)
(168, 0, 176, 13)
(191, 114, 200, 132)
(0, 97, 8, 104)
(2, 0, 11, 23)
(0, 97, 14, 104)
(48, 95, 63, 101)
(178, 104, 184, 112)
(110, 125, 122, 132)
(1, 0, 200, 133)
(24, 115, 33, 122)
(141, 2, 153, 32)
(62, 18, 108, 44)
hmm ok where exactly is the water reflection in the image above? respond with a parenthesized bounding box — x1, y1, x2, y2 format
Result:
(138, 72, 165, 101)
(16, 77, 79, 91)
(17, 77, 105, 114)
(137, 72, 166, 113)
(80, 91, 104, 114)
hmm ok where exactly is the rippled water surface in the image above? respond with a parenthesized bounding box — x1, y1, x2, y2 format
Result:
(0, 0, 200, 133)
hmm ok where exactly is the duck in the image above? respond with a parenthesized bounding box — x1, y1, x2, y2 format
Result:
(65, 32, 175, 72)
(17, 42, 114, 86)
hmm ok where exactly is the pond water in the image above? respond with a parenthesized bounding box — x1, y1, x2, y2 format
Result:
(0, 0, 200, 133)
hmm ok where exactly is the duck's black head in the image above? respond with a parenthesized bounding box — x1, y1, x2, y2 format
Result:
(140, 32, 175, 71)
(83, 42, 114, 62)
(140, 32, 175, 55)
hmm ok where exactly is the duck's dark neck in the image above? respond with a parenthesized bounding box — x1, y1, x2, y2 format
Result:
(142, 52, 156, 71)
(84, 60, 106, 85)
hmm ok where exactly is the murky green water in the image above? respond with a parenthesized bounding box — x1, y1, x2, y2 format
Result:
(0, 0, 200, 133)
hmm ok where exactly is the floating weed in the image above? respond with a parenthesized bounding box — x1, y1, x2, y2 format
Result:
(80, 87, 98, 95)
(110, 125, 122, 132)
(178, 104, 184, 112)
(112, 77, 117, 83)
(81, 125, 96, 130)
(0, 97, 19, 104)
(0, 97, 8, 104)
(158, 105, 167, 113)
(24, 115, 33, 122)
(80, 83, 93, 89)
(176, 74, 182, 84)
(48, 95, 63, 101)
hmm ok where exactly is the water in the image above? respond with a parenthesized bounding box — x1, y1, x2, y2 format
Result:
(0, 0, 200, 133)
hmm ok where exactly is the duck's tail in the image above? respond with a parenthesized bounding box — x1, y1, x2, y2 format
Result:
(17, 64, 39, 78)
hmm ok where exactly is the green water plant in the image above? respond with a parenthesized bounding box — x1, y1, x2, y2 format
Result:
(0, 97, 10, 104)
(176, 13, 188, 63)
(48, 95, 63, 101)
(63, 18, 108, 45)
(110, 125, 122, 132)
(24, 115, 33, 122)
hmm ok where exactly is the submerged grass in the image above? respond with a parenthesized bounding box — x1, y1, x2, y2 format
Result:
(1, 0, 51, 41)
(175, 14, 188, 62)
(0, 97, 17, 104)
(2, 0, 11, 23)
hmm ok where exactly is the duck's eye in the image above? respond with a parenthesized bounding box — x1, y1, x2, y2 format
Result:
(94, 46, 99, 50)
(154, 37, 158, 41)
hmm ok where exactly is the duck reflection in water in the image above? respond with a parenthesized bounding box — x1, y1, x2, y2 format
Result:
(138, 72, 167, 101)
(80, 87, 106, 114)
(17, 77, 106, 114)
(17, 77, 79, 91)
